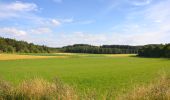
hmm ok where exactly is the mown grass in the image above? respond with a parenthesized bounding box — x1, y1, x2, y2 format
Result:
(0, 53, 170, 97)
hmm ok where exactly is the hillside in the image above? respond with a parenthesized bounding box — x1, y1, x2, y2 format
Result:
(0, 37, 58, 53)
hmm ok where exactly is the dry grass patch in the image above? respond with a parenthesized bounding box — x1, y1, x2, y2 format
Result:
(0, 78, 78, 100)
(105, 54, 136, 57)
(116, 73, 170, 100)
(54, 53, 76, 56)
(0, 54, 67, 61)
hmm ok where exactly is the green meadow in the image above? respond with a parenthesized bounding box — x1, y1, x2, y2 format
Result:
(0, 53, 170, 94)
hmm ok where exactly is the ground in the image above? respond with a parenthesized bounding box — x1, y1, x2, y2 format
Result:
(0, 53, 170, 94)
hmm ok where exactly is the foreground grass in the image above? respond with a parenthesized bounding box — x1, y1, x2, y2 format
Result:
(0, 78, 77, 100)
(117, 73, 170, 100)
(0, 74, 170, 100)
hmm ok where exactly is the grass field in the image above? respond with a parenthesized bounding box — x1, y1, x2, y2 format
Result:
(0, 53, 170, 96)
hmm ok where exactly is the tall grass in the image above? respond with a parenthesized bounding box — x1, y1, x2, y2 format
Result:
(0, 74, 170, 100)
(116, 73, 170, 100)
(0, 78, 77, 100)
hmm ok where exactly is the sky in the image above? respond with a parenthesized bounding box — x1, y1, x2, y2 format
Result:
(0, 0, 170, 47)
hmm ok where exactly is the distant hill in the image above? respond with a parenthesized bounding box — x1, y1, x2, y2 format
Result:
(0, 37, 142, 54)
(62, 44, 142, 54)
(0, 37, 58, 53)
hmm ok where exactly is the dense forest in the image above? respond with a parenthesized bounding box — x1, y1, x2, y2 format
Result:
(0, 37, 58, 53)
(138, 44, 170, 58)
(62, 44, 141, 54)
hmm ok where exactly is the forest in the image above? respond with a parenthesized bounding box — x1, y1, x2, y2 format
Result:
(0, 37, 141, 54)
(62, 44, 141, 54)
(0, 37, 170, 58)
(138, 44, 170, 58)
(0, 37, 57, 53)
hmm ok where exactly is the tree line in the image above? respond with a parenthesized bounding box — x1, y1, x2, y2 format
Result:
(1, 37, 170, 57)
(62, 44, 141, 54)
(0, 37, 58, 53)
(138, 44, 170, 58)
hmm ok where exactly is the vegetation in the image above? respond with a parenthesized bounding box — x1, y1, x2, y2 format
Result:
(62, 44, 141, 54)
(0, 78, 77, 100)
(0, 73, 170, 100)
(1, 37, 170, 58)
(138, 44, 170, 58)
(1, 37, 170, 99)
(0, 37, 142, 54)
(0, 54, 66, 60)
(0, 54, 170, 96)
(0, 37, 59, 53)
(117, 73, 170, 100)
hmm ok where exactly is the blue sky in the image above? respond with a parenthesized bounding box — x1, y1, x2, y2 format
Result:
(0, 0, 170, 47)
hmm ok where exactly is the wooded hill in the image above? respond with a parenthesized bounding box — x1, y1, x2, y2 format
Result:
(0, 37, 58, 53)
(0, 37, 142, 54)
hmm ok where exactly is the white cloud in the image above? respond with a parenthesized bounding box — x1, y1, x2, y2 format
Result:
(78, 20, 94, 24)
(30, 27, 52, 34)
(114, 32, 168, 45)
(39, 31, 166, 47)
(48, 18, 74, 26)
(51, 19, 61, 26)
(110, 0, 170, 45)
(129, 0, 153, 6)
(42, 32, 107, 47)
(0, 1, 37, 19)
(61, 18, 74, 23)
(0, 1, 63, 27)
(0, 27, 27, 36)
(4, 1, 37, 12)
(144, 0, 170, 25)
(142, 0, 170, 35)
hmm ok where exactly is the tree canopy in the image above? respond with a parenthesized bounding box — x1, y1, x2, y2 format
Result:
(0, 37, 58, 53)
(138, 44, 170, 58)
(62, 44, 141, 54)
